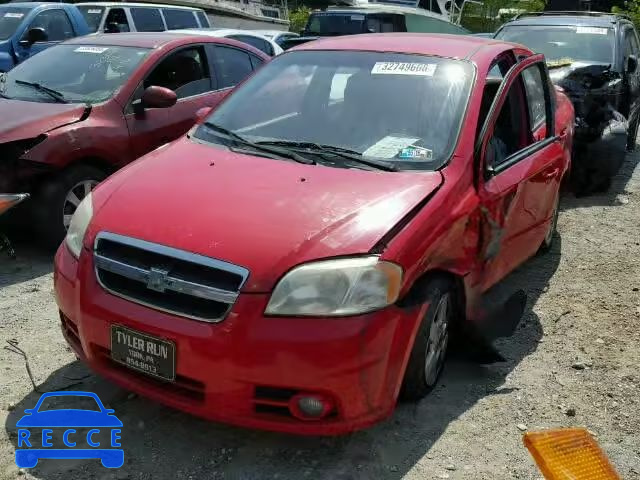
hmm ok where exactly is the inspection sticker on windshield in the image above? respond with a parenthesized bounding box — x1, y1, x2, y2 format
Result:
(4, 12, 24, 18)
(398, 145, 433, 161)
(74, 46, 109, 54)
(576, 26, 608, 35)
(363, 136, 420, 158)
(372, 62, 437, 76)
(87, 9, 102, 13)
(351, 14, 365, 20)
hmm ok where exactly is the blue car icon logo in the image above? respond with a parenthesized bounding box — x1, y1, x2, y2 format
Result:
(15, 391, 123, 469)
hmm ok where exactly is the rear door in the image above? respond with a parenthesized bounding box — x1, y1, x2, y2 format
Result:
(477, 54, 564, 291)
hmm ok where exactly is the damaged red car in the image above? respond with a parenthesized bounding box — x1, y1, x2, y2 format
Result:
(0, 33, 268, 245)
(54, 34, 574, 435)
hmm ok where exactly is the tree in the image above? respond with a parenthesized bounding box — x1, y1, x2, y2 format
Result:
(290, 6, 311, 33)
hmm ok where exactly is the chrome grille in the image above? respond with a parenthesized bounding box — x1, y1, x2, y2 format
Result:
(94, 232, 249, 322)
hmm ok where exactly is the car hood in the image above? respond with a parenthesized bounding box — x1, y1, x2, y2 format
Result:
(16, 410, 123, 427)
(0, 99, 88, 143)
(90, 138, 443, 292)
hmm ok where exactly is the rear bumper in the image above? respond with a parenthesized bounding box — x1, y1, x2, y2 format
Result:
(55, 245, 422, 435)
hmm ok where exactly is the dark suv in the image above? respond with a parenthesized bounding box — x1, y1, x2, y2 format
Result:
(495, 11, 640, 195)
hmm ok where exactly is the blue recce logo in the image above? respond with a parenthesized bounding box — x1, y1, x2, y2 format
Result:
(15, 391, 124, 469)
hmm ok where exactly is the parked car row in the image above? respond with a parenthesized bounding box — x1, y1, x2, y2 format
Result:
(0, 7, 634, 436)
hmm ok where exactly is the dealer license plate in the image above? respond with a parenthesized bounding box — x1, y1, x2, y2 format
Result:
(110, 325, 175, 381)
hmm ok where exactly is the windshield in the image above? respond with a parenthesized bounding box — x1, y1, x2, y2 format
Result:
(305, 13, 366, 36)
(0, 44, 150, 104)
(496, 25, 615, 64)
(77, 5, 106, 33)
(0, 6, 28, 41)
(195, 51, 473, 170)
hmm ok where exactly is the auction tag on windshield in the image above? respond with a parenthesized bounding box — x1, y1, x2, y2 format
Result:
(372, 62, 437, 76)
(4, 12, 24, 18)
(74, 46, 109, 54)
(398, 145, 433, 161)
(364, 136, 420, 158)
(87, 9, 102, 13)
(576, 26, 608, 35)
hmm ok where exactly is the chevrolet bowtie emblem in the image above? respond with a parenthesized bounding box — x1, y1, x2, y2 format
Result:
(146, 267, 170, 293)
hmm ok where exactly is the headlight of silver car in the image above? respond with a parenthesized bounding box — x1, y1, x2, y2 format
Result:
(265, 256, 403, 316)
(65, 192, 93, 259)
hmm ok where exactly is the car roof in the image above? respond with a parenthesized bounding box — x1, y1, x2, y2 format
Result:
(173, 28, 274, 42)
(501, 12, 626, 28)
(293, 33, 520, 62)
(254, 30, 294, 36)
(76, 2, 203, 10)
(63, 32, 228, 49)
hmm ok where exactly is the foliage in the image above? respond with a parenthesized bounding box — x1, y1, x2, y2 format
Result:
(612, 3, 640, 30)
(289, 6, 311, 33)
(460, 0, 545, 33)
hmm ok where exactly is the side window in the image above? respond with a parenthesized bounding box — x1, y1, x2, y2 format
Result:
(144, 47, 210, 99)
(211, 46, 253, 89)
(29, 9, 75, 41)
(366, 16, 382, 33)
(522, 65, 546, 129)
(130, 8, 164, 32)
(229, 35, 272, 56)
(249, 54, 264, 70)
(477, 56, 511, 141)
(104, 8, 130, 33)
(196, 11, 209, 28)
(485, 76, 531, 170)
(163, 9, 198, 30)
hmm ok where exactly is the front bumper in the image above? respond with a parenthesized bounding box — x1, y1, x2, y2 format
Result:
(54, 245, 421, 435)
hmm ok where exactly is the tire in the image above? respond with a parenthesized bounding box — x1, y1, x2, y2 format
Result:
(33, 165, 106, 249)
(400, 278, 455, 401)
(539, 193, 559, 253)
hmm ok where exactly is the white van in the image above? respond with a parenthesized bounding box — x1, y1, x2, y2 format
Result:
(76, 2, 210, 33)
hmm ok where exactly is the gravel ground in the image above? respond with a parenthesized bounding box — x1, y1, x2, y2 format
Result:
(1, 151, 639, 480)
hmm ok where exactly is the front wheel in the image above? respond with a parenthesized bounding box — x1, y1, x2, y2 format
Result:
(33, 165, 105, 248)
(400, 279, 455, 401)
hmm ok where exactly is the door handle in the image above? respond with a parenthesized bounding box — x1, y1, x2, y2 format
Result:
(542, 168, 560, 179)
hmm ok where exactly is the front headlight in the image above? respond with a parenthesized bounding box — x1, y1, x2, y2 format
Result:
(65, 192, 93, 259)
(265, 256, 403, 316)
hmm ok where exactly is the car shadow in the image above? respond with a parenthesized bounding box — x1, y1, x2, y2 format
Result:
(0, 232, 54, 289)
(561, 149, 639, 211)
(3, 235, 562, 479)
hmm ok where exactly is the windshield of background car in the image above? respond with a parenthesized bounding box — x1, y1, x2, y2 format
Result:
(0, 6, 29, 41)
(37, 396, 101, 412)
(0, 44, 150, 104)
(77, 6, 106, 33)
(496, 25, 615, 64)
(305, 13, 366, 35)
(195, 50, 473, 170)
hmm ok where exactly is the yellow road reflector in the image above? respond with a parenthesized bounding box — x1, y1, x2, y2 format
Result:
(524, 428, 621, 480)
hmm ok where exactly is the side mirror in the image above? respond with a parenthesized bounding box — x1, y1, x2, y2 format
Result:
(627, 55, 637, 74)
(19, 27, 47, 46)
(105, 22, 120, 34)
(195, 106, 213, 124)
(133, 86, 177, 116)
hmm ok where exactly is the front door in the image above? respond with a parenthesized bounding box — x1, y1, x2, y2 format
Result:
(13, 8, 75, 64)
(477, 54, 564, 292)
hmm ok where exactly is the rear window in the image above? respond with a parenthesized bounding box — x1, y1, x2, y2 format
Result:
(196, 11, 209, 28)
(305, 12, 366, 36)
(77, 5, 104, 33)
(0, 6, 29, 40)
(131, 8, 164, 32)
(163, 9, 198, 29)
(496, 24, 615, 64)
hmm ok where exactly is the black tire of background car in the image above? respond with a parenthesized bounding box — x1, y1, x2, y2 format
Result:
(400, 278, 455, 401)
(33, 165, 106, 249)
(538, 194, 559, 254)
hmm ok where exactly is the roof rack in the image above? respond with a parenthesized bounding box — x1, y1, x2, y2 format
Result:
(513, 10, 631, 21)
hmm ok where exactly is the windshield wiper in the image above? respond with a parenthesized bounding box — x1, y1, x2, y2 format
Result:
(202, 122, 316, 165)
(256, 140, 398, 172)
(14, 80, 67, 103)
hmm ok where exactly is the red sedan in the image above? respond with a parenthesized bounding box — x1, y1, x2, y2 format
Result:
(54, 34, 574, 435)
(0, 33, 268, 245)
